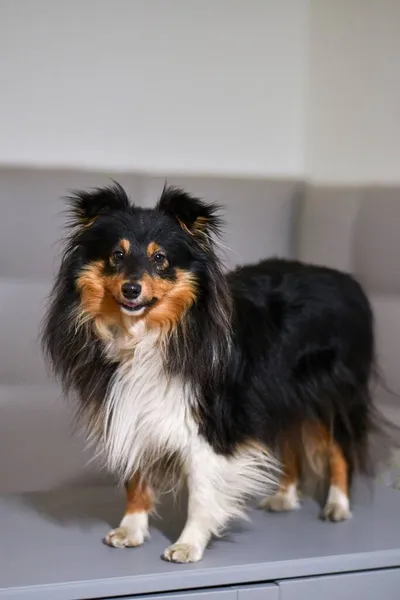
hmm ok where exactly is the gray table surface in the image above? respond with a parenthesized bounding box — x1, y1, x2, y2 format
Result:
(1, 483, 400, 600)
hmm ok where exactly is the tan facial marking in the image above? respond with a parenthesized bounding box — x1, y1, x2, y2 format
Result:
(147, 241, 169, 269)
(120, 239, 130, 254)
(147, 241, 162, 258)
(76, 260, 125, 336)
(77, 259, 198, 339)
(76, 261, 108, 317)
(145, 269, 197, 332)
(109, 239, 130, 267)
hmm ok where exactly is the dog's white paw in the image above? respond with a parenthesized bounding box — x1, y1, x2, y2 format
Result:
(104, 525, 148, 548)
(260, 484, 300, 512)
(321, 486, 352, 522)
(163, 542, 203, 563)
(321, 501, 352, 521)
(104, 512, 149, 548)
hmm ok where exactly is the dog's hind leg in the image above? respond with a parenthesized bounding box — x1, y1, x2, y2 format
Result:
(321, 440, 352, 521)
(260, 436, 301, 512)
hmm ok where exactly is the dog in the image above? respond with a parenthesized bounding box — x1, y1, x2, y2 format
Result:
(42, 183, 383, 563)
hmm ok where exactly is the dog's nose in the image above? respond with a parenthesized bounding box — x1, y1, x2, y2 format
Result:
(121, 282, 142, 300)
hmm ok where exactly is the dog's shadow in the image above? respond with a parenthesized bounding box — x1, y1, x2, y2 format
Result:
(22, 481, 189, 543)
(22, 477, 251, 547)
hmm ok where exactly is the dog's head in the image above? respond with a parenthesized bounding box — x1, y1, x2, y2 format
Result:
(65, 183, 223, 336)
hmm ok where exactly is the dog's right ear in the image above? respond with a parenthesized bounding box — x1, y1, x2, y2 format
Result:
(66, 182, 131, 227)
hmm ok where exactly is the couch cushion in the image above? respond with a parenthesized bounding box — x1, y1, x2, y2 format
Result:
(0, 384, 108, 493)
(0, 279, 50, 384)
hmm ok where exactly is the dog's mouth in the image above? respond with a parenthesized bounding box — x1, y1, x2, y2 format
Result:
(118, 297, 157, 316)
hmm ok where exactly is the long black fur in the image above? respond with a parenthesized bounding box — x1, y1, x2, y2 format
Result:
(42, 184, 386, 482)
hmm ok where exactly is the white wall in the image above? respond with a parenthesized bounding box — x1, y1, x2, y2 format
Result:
(0, 0, 308, 177)
(2, 1, 399, 184)
(306, 0, 400, 184)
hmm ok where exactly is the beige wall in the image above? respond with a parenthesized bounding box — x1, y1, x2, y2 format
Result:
(0, 0, 308, 177)
(306, 0, 400, 184)
(2, 2, 400, 184)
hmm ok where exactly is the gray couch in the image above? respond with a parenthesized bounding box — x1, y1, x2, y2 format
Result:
(0, 169, 398, 493)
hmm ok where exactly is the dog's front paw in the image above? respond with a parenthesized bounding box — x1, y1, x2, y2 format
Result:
(163, 542, 203, 563)
(104, 525, 148, 548)
(104, 512, 149, 548)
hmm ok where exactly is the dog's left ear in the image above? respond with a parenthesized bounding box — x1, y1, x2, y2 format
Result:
(66, 181, 131, 228)
(157, 185, 222, 239)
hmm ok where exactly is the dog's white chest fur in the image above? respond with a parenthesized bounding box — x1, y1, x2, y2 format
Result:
(102, 321, 278, 531)
(103, 325, 195, 480)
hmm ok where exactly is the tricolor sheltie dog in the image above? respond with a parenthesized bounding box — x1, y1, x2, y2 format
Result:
(43, 183, 383, 563)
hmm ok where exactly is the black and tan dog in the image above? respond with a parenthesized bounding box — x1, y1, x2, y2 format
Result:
(43, 184, 385, 562)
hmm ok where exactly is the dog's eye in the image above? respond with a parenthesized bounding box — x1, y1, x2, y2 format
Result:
(112, 249, 124, 264)
(153, 252, 166, 265)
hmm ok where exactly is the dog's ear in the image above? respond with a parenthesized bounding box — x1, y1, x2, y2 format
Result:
(157, 185, 222, 239)
(66, 182, 130, 227)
